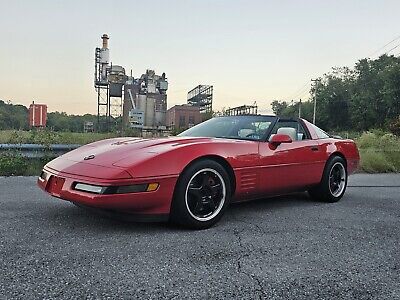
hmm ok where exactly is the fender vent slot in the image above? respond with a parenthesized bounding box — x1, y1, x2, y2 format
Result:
(240, 172, 258, 191)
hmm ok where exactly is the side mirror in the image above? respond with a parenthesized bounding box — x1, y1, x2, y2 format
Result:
(269, 134, 292, 146)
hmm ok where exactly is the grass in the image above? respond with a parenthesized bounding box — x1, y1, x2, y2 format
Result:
(0, 130, 399, 176)
(356, 132, 400, 173)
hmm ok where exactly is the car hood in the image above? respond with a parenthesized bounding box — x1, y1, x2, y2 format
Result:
(56, 136, 218, 168)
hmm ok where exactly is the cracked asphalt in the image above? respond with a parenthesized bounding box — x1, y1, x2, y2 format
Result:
(1, 174, 400, 299)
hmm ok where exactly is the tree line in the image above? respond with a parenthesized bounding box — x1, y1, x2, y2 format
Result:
(271, 54, 400, 133)
(0, 100, 98, 132)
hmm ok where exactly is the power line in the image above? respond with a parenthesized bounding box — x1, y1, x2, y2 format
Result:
(296, 88, 311, 100)
(368, 34, 400, 58)
(385, 43, 400, 55)
(293, 86, 310, 100)
(287, 81, 310, 100)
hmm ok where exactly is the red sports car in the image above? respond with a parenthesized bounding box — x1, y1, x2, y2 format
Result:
(38, 115, 360, 229)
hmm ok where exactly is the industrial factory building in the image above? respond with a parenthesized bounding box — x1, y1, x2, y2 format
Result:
(93, 34, 215, 134)
(94, 34, 168, 133)
(166, 105, 201, 130)
(123, 69, 168, 130)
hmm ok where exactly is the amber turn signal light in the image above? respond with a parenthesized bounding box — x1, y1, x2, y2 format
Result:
(146, 183, 159, 192)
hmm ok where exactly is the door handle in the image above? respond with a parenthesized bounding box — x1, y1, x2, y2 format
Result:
(310, 146, 319, 151)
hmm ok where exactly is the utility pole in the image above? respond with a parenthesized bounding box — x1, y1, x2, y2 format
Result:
(311, 79, 319, 124)
(298, 99, 302, 118)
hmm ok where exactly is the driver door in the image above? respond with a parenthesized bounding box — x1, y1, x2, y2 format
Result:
(258, 120, 325, 195)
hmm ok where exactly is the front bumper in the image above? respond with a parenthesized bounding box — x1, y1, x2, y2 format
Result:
(38, 166, 178, 215)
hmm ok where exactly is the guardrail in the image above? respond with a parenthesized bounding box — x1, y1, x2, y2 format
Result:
(0, 144, 81, 158)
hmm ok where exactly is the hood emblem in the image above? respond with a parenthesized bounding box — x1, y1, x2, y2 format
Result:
(84, 154, 95, 160)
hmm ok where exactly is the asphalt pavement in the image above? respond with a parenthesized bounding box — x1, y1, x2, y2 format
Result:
(1, 174, 399, 299)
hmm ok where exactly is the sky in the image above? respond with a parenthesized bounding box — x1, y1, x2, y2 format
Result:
(0, 0, 399, 115)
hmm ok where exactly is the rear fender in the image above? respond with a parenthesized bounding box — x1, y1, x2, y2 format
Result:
(318, 139, 360, 175)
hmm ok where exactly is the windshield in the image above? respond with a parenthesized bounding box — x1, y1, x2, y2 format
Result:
(178, 116, 276, 141)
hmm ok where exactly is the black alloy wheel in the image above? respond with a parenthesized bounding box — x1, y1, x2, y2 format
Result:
(171, 159, 231, 229)
(308, 156, 348, 203)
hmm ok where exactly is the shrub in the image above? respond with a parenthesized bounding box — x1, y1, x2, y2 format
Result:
(29, 130, 60, 146)
(0, 152, 28, 176)
(389, 117, 400, 137)
(171, 127, 186, 136)
(123, 128, 142, 138)
(359, 149, 396, 173)
(6, 130, 27, 144)
(357, 132, 398, 149)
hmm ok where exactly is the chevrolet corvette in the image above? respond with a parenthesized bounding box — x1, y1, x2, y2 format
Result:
(38, 115, 360, 229)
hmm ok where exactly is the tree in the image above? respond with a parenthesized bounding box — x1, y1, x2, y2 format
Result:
(271, 100, 288, 116)
(272, 54, 400, 132)
(0, 100, 28, 130)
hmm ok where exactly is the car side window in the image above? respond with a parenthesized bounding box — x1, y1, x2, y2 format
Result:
(269, 120, 309, 141)
(236, 120, 272, 140)
(309, 123, 330, 139)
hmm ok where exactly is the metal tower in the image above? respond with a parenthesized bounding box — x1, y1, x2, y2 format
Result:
(94, 34, 124, 132)
(225, 103, 258, 116)
(187, 85, 213, 114)
(94, 34, 111, 131)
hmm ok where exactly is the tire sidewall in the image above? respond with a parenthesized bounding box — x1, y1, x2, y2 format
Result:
(171, 159, 231, 229)
(322, 156, 348, 202)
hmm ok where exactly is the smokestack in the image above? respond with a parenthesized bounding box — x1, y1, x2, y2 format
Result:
(101, 34, 109, 49)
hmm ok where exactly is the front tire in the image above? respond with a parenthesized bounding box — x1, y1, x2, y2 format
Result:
(170, 159, 231, 229)
(308, 156, 348, 203)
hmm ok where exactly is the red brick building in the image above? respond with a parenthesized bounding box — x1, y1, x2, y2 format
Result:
(166, 105, 201, 130)
(28, 102, 47, 128)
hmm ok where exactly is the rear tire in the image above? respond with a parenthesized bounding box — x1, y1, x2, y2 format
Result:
(308, 156, 347, 203)
(170, 159, 231, 229)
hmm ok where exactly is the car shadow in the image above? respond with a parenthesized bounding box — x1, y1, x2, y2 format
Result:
(40, 201, 168, 233)
(229, 191, 318, 212)
(43, 192, 320, 233)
